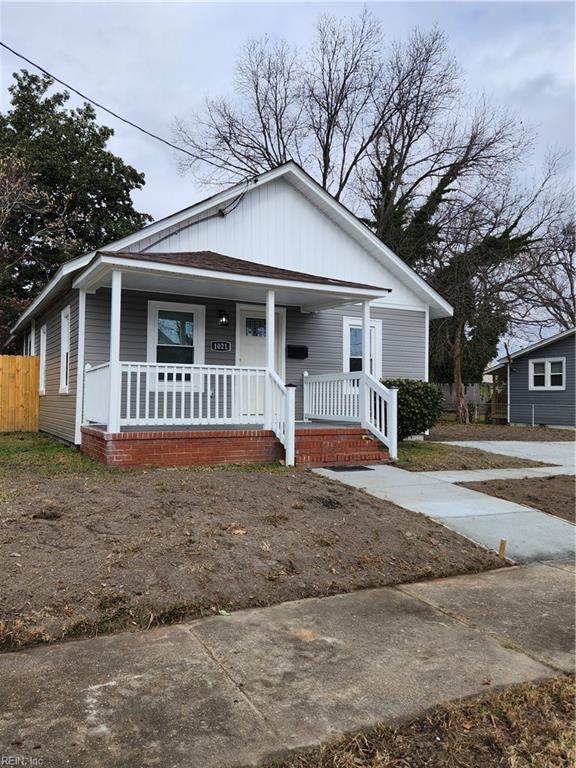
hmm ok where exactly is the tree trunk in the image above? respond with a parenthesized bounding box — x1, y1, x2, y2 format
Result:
(453, 319, 469, 424)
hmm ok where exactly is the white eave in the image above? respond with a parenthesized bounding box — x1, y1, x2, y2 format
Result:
(11, 161, 453, 335)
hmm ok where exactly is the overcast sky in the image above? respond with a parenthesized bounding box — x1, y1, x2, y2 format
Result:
(1, 1, 574, 221)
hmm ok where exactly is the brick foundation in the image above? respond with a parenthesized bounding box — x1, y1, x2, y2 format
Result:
(81, 425, 389, 468)
(81, 426, 283, 467)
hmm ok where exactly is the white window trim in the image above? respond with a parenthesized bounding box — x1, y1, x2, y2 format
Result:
(528, 357, 566, 391)
(59, 305, 71, 394)
(146, 300, 206, 364)
(342, 316, 383, 378)
(39, 324, 47, 396)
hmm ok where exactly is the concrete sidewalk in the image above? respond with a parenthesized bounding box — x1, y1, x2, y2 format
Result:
(443, 440, 575, 467)
(316, 462, 575, 562)
(422, 465, 575, 483)
(0, 563, 573, 768)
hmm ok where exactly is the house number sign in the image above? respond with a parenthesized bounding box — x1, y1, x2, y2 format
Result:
(211, 341, 231, 352)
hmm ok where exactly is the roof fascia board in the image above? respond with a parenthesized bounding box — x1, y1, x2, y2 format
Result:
(10, 252, 95, 334)
(73, 254, 387, 301)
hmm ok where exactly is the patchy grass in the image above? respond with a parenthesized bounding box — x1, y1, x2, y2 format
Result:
(0, 432, 112, 477)
(395, 440, 547, 472)
(0, 433, 505, 651)
(267, 676, 575, 768)
(429, 422, 575, 442)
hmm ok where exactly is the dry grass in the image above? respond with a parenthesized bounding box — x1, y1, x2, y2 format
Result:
(268, 676, 575, 768)
(395, 440, 547, 472)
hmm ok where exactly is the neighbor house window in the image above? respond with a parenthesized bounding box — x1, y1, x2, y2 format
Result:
(147, 301, 206, 382)
(39, 324, 47, 395)
(529, 358, 565, 391)
(342, 317, 382, 377)
(59, 305, 70, 394)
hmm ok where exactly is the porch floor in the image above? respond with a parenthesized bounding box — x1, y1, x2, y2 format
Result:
(88, 420, 359, 433)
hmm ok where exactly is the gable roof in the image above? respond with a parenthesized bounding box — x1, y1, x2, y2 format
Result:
(98, 250, 392, 293)
(485, 327, 575, 373)
(11, 160, 452, 335)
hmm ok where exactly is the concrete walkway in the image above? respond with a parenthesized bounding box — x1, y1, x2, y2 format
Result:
(422, 465, 575, 483)
(0, 563, 573, 768)
(316, 459, 575, 562)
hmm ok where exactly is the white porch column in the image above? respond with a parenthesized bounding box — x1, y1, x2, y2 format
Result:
(362, 300, 371, 375)
(266, 289, 275, 372)
(108, 270, 122, 433)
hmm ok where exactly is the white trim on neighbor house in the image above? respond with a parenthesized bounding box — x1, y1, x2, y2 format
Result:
(424, 307, 430, 382)
(59, 305, 71, 395)
(235, 303, 287, 380)
(74, 290, 86, 444)
(342, 316, 383, 378)
(146, 300, 206, 366)
(528, 357, 566, 391)
(39, 324, 47, 396)
(485, 327, 575, 374)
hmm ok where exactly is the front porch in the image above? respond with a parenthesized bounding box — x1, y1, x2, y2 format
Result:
(77, 251, 398, 467)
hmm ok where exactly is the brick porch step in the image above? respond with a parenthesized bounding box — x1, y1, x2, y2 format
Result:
(295, 426, 389, 468)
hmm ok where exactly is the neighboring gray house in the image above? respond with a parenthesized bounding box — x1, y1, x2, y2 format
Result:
(11, 162, 452, 467)
(485, 328, 575, 428)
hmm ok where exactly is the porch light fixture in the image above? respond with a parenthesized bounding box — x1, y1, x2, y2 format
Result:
(218, 309, 230, 327)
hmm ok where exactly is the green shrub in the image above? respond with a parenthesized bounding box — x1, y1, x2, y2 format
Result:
(381, 378, 444, 441)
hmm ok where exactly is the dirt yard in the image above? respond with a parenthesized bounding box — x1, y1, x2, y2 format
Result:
(429, 423, 575, 442)
(395, 441, 548, 472)
(461, 475, 575, 523)
(0, 433, 504, 650)
(268, 676, 575, 768)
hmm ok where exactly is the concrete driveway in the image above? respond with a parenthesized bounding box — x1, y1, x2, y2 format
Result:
(444, 440, 575, 467)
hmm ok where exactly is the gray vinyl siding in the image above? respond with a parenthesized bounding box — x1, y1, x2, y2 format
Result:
(33, 289, 79, 443)
(285, 305, 426, 417)
(85, 289, 426, 419)
(509, 333, 575, 427)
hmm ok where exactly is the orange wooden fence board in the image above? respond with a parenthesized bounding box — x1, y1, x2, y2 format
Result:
(0, 355, 39, 432)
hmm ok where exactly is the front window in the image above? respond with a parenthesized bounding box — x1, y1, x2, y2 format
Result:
(157, 309, 195, 364)
(147, 301, 206, 369)
(529, 358, 565, 391)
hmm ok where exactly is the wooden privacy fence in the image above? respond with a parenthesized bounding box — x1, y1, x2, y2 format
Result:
(0, 355, 39, 432)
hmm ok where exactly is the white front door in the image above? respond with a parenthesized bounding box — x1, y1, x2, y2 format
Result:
(236, 305, 286, 418)
(343, 317, 383, 377)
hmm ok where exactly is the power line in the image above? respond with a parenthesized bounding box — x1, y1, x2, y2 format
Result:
(0, 40, 196, 158)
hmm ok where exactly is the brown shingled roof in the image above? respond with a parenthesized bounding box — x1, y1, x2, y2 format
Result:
(98, 250, 391, 293)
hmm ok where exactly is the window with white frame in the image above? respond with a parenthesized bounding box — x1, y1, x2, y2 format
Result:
(39, 324, 47, 395)
(147, 301, 205, 383)
(342, 317, 382, 377)
(59, 305, 71, 394)
(529, 357, 566, 391)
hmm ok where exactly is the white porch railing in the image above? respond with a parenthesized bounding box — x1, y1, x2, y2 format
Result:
(303, 371, 398, 459)
(83, 363, 110, 424)
(118, 362, 267, 426)
(267, 370, 295, 466)
(83, 362, 296, 465)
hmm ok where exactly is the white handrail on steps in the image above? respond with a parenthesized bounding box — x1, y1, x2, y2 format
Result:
(267, 369, 295, 466)
(303, 371, 398, 460)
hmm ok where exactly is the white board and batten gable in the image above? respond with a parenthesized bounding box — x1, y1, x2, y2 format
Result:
(11, 162, 451, 338)
(109, 163, 452, 318)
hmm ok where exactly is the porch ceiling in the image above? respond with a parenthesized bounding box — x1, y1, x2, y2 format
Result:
(72, 251, 392, 311)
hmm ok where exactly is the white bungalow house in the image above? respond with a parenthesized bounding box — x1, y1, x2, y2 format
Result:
(11, 162, 452, 467)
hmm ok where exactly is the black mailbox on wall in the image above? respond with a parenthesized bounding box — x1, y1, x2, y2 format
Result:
(287, 345, 309, 360)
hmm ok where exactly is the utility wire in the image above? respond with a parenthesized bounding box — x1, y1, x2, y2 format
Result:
(0, 40, 196, 158)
